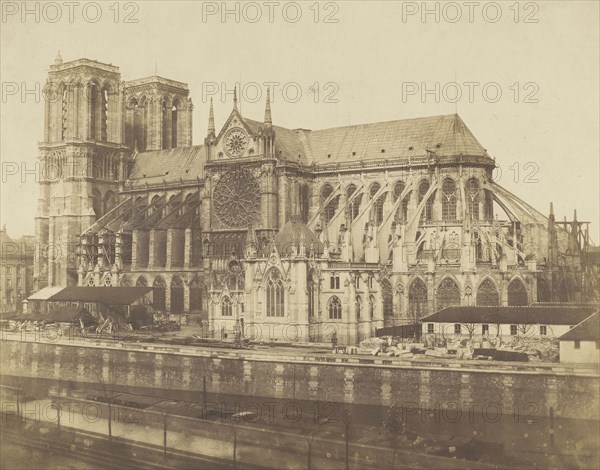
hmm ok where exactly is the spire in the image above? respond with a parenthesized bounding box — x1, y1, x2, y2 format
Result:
(207, 98, 215, 135)
(573, 209, 577, 222)
(54, 50, 63, 66)
(264, 87, 272, 126)
(233, 86, 238, 111)
(548, 202, 558, 266)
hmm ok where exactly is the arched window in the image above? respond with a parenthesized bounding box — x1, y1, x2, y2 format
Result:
(61, 84, 68, 141)
(101, 88, 108, 142)
(150, 195, 163, 218)
(104, 190, 116, 215)
(161, 99, 170, 150)
(328, 296, 342, 319)
(299, 184, 310, 223)
(437, 278, 461, 310)
(347, 184, 361, 221)
(329, 274, 340, 289)
(170, 276, 184, 314)
(171, 101, 179, 148)
(135, 276, 148, 287)
(393, 181, 409, 222)
(474, 232, 484, 260)
(355, 296, 362, 319)
(92, 189, 103, 219)
(476, 279, 499, 306)
(382, 280, 393, 317)
(508, 279, 528, 306)
(321, 185, 339, 223)
(89, 83, 98, 140)
(441, 179, 457, 221)
(408, 278, 428, 319)
(132, 97, 147, 151)
(153, 276, 166, 311)
(537, 278, 551, 303)
(308, 270, 318, 317)
(266, 269, 285, 317)
(189, 277, 205, 312)
(221, 296, 232, 316)
(467, 179, 481, 220)
(418, 180, 433, 221)
(368, 295, 375, 319)
(370, 183, 385, 226)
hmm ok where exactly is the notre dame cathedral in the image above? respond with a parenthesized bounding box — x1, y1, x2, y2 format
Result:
(34, 55, 597, 344)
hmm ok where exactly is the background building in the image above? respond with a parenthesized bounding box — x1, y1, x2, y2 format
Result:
(34, 55, 598, 344)
(0, 226, 35, 313)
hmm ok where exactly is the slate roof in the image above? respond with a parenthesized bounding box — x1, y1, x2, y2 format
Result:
(125, 113, 487, 184)
(274, 219, 324, 256)
(129, 145, 205, 186)
(558, 312, 599, 341)
(246, 119, 309, 164)
(48, 287, 152, 305)
(301, 114, 487, 164)
(27, 286, 65, 300)
(422, 306, 597, 326)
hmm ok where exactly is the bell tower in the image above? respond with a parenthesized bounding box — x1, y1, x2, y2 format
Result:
(35, 53, 129, 288)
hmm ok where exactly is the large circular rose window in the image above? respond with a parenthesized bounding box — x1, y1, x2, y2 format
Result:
(213, 169, 261, 228)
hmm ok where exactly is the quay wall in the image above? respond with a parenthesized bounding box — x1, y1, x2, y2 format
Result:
(1, 339, 598, 421)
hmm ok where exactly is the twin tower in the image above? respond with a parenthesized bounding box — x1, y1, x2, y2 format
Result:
(35, 53, 193, 288)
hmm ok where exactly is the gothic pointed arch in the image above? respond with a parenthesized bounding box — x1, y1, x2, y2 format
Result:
(441, 178, 457, 221)
(170, 276, 184, 313)
(135, 276, 148, 287)
(346, 184, 361, 221)
(536, 277, 551, 302)
(328, 295, 342, 319)
(381, 279, 393, 318)
(393, 180, 409, 222)
(418, 179, 434, 221)
(436, 277, 461, 310)
(189, 276, 207, 313)
(265, 268, 285, 317)
(92, 189, 103, 219)
(307, 269, 319, 318)
(408, 278, 428, 319)
(153, 276, 167, 311)
(508, 278, 529, 306)
(476, 278, 500, 306)
(369, 182, 385, 225)
(320, 184, 339, 223)
(221, 295, 233, 316)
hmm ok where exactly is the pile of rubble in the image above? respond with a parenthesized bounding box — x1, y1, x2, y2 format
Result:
(358, 335, 559, 362)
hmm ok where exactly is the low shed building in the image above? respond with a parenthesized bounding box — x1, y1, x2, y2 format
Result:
(558, 312, 599, 364)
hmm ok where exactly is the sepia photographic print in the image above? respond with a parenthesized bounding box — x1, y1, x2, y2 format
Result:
(0, 1, 599, 469)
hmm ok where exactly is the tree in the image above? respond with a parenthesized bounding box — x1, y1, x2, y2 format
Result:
(461, 322, 478, 341)
(383, 404, 405, 468)
(95, 370, 122, 442)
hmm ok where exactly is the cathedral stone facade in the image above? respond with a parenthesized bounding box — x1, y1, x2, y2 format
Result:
(34, 56, 592, 344)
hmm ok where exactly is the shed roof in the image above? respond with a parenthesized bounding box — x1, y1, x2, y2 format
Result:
(49, 287, 152, 305)
(28, 286, 65, 300)
(558, 312, 599, 341)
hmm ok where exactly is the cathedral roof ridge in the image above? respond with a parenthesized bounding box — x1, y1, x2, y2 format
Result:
(50, 57, 120, 73)
(126, 75, 189, 90)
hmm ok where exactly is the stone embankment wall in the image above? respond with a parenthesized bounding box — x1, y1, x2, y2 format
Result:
(1, 338, 598, 421)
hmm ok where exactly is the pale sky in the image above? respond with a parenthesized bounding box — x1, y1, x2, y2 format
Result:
(1, 1, 599, 240)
